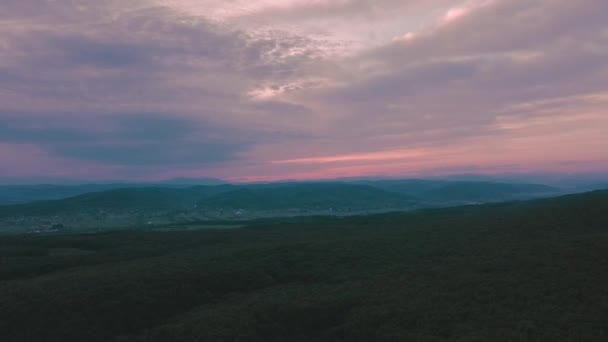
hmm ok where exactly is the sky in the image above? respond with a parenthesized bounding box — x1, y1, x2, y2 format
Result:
(0, 0, 607, 183)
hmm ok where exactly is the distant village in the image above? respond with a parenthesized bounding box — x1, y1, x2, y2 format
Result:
(0, 205, 411, 234)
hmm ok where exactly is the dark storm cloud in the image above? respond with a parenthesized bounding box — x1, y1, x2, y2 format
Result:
(0, 0, 328, 176)
(51, 37, 151, 67)
(0, 112, 246, 165)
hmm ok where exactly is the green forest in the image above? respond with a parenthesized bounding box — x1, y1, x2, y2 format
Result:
(1, 190, 607, 341)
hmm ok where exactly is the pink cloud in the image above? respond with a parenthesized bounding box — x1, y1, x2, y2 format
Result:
(443, 7, 468, 22)
(272, 149, 427, 164)
(2, 0, 608, 182)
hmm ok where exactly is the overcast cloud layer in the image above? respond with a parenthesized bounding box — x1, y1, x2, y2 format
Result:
(1, 0, 607, 182)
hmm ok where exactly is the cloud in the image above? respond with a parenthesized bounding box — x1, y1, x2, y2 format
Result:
(171, 0, 452, 22)
(1, 0, 328, 102)
(51, 37, 152, 68)
(272, 149, 427, 164)
(0, 112, 248, 165)
(234, 0, 608, 180)
(0, 0, 328, 172)
(290, 0, 608, 139)
(0, 0, 607, 181)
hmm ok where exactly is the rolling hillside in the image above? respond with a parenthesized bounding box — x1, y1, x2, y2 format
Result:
(0, 185, 235, 218)
(0, 191, 607, 341)
(199, 183, 418, 210)
(0, 179, 227, 205)
(360, 179, 559, 203)
(0, 180, 564, 221)
(0, 183, 415, 219)
(0, 184, 135, 205)
(355, 179, 451, 196)
(421, 181, 558, 202)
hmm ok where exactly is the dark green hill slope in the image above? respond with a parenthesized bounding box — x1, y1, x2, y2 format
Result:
(0, 191, 607, 341)
(420, 181, 558, 202)
(0, 184, 137, 204)
(358, 179, 559, 203)
(0, 185, 235, 217)
(200, 183, 418, 210)
(0, 183, 418, 218)
(0, 180, 563, 218)
(0, 179, 228, 205)
(355, 179, 451, 195)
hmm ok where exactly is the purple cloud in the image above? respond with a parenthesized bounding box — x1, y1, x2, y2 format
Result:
(0, 0, 607, 182)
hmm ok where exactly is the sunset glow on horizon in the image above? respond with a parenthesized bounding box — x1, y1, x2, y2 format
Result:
(1, 0, 607, 183)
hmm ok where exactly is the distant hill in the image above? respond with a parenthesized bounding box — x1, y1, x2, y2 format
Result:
(355, 179, 452, 196)
(159, 177, 227, 186)
(0, 184, 136, 205)
(0, 185, 235, 218)
(358, 179, 558, 203)
(0, 180, 566, 219)
(0, 180, 228, 205)
(589, 183, 608, 191)
(0, 177, 594, 206)
(199, 183, 418, 210)
(420, 181, 558, 203)
(0, 183, 417, 218)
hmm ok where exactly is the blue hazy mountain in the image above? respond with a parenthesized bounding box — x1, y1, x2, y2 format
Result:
(198, 183, 418, 210)
(357, 179, 559, 202)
